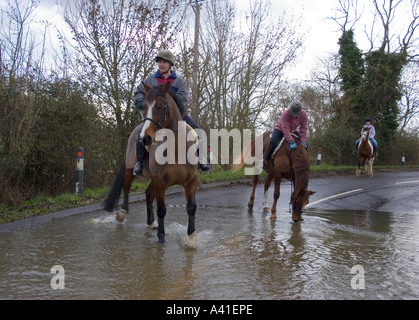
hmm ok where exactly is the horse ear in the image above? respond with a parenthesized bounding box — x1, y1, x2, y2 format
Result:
(307, 190, 316, 195)
(143, 81, 152, 93)
(162, 81, 171, 95)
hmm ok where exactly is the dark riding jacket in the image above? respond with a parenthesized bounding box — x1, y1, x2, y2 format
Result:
(133, 70, 188, 114)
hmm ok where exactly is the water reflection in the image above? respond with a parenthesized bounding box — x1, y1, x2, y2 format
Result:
(353, 210, 371, 228)
(0, 203, 418, 300)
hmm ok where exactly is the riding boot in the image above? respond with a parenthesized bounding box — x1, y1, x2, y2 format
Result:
(353, 144, 359, 155)
(199, 161, 212, 172)
(262, 142, 274, 167)
(197, 147, 211, 172)
(133, 138, 146, 176)
(373, 146, 378, 157)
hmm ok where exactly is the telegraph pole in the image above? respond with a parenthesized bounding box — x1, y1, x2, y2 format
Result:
(191, 0, 203, 117)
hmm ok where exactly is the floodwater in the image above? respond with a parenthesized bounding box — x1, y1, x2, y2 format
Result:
(0, 183, 418, 300)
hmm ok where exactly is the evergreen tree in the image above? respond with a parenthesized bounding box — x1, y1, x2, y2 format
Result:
(338, 29, 365, 100)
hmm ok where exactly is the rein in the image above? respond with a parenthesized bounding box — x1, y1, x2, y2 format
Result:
(289, 180, 293, 213)
(143, 95, 168, 129)
(289, 183, 303, 214)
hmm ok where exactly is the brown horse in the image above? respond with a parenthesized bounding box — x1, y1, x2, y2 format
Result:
(104, 82, 199, 245)
(233, 131, 315, 222)
(356, 127, 374, 177)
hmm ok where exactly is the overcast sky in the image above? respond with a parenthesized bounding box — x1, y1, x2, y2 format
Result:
(1, 0, 416, 81)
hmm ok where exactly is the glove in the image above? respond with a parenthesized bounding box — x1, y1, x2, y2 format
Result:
(289, 141, 297, 150)
(301, 141, 308, 149)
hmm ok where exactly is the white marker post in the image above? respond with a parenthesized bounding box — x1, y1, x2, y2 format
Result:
(76, 147, 84, 196)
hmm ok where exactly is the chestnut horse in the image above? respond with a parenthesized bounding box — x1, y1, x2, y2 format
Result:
(104, 82, 199, 245)
(356, 127, 375, 177)
(233, 131, 315, 222)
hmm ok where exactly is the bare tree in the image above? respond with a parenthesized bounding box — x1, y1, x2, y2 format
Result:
(193, 0, 304, 132)
(399, 63, 419, 133)
(0, 0, 44, 82)
(331, 0, 364, 32)
(61, 0, 187, 138)
(333, 0, 418, 57)
(0, 0, 51, 204)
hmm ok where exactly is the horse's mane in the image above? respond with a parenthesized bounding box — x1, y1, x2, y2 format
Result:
(145, 85, 182, 121)
(145, 85, 167, 102)
(359, 127, 372, 158)
(290, 141, 310, 192)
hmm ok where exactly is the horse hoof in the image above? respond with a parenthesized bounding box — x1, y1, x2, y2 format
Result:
(263, 207, 271, 213)
(185, 231, 198, 248)
(115, 209, 127, 222)
(270, 215, 277, 220)
(293, 217, 304, 223)
(149, 220, 158, 230)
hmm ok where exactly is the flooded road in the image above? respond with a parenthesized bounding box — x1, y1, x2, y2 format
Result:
(1, 171, 418, 300)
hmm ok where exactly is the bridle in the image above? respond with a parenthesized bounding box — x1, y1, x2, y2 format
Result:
(143, 94, 168, 129)
(288, 182, 302, 214)
(290, 191, 303, 214)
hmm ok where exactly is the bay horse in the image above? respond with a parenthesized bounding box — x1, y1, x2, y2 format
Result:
(104, 82, 199, 246)
(233, 131, 315, 222)
(356, 127, 374, 177)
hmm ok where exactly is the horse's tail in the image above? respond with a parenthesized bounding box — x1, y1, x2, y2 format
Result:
(103, 163, 126, 212)
(232, 132, 266, 172)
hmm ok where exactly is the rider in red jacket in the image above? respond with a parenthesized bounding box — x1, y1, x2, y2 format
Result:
(262, 101, 308, 167)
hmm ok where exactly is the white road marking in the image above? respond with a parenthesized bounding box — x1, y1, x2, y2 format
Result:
(306, 189, 364, 208)
(395, 180, 419, 185)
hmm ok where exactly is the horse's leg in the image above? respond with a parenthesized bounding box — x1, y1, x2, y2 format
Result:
(116, 168, 135, 222)
(356, 159, 361, 176)
(184, 175, 199, 247)
(248, 175, 259, 210)
(263, 175, 274, 213)
(145, 182, 158, 229)
(153, 180, 167, 243)
(368, 158, 374, 177)
(270, 177, 280, 220)
(122, 167, 135, 211)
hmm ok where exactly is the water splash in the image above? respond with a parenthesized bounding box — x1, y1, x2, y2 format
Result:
(87, 214, 119, 224)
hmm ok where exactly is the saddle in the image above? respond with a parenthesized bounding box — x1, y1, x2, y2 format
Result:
(187, 124, 199, 145)
(271, 138, 286, 159)
(270, 133, 299, 160)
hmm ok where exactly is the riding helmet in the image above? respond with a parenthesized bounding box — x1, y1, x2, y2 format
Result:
(365, 118, 372, 122)
(289, 101, 303, 117)
(155, 50, 175, 66)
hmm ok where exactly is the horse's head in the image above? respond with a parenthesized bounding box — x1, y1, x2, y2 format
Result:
(361, 127, 370, 141)
(140, 82, 172, 146)
(291, 189, 316, 222)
